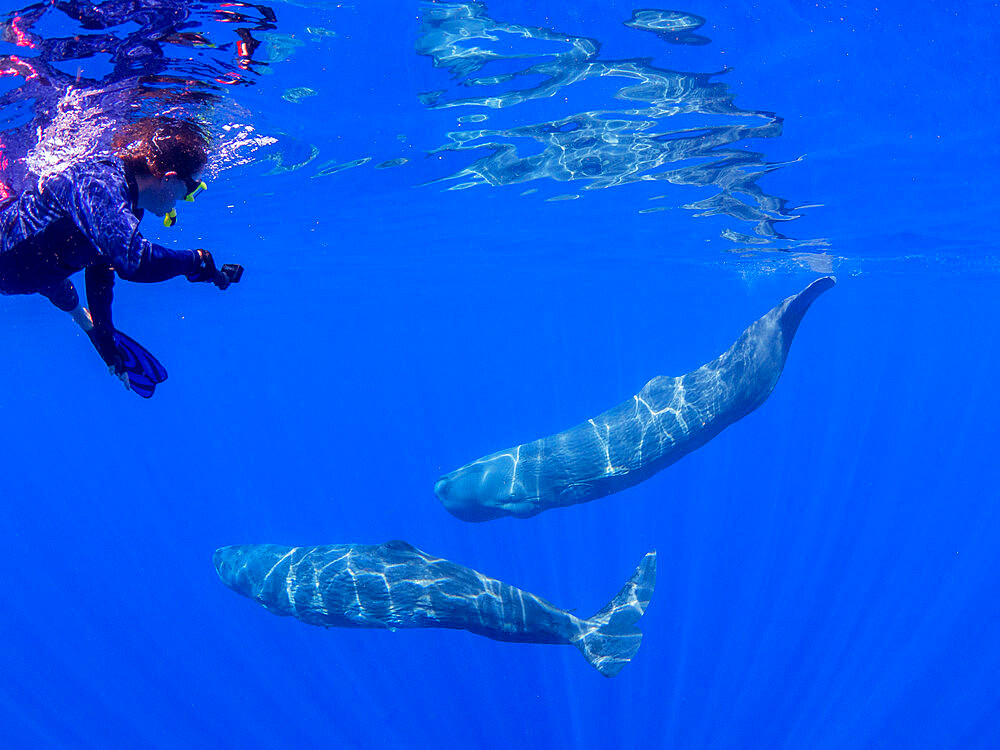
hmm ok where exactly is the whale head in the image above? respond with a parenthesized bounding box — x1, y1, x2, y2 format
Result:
(434, 453, 522, 522)
(214, 544, 296, 609)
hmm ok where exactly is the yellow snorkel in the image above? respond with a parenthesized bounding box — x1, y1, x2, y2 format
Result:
(163, 175, 208, 227)
(184, 179, 207, 202)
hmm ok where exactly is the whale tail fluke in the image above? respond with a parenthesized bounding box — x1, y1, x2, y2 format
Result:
(573, 550, 657, 677)
(777, 275, 836, 346)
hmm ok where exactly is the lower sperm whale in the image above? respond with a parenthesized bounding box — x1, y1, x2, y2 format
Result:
(214, 541, 657, 677)
(435, 276, 835, 521)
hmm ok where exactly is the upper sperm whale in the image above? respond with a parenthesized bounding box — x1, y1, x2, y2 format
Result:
(435, 276, 835, 521)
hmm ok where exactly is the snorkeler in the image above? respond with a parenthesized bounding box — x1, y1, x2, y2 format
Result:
(0, 115, 241, 397)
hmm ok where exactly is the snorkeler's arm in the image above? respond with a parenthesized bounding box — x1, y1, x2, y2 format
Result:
(54, 163, 201, 282)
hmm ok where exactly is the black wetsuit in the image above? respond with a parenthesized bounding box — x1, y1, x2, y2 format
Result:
(0, 157, 200, 326)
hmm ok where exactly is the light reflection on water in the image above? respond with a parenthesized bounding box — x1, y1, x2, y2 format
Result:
(415, 1, 828, 255)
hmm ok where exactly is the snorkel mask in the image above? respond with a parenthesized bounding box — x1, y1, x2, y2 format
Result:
(163, 173, 208, 227)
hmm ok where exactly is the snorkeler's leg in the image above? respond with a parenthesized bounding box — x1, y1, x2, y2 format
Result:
(39, 273, 122, 379)
(80, 265, 124, 373)
(69, 303, 94, 331)
(39, 278, 95, 330)
(83, 264, 165, 395)
(38, 278, 79, 312)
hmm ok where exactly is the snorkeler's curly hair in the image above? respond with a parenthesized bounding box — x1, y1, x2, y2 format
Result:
(111, 116, 210, 179)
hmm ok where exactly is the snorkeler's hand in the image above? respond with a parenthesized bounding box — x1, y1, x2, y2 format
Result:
(186, 248, 218, 283)
(187, 249, 236, 289)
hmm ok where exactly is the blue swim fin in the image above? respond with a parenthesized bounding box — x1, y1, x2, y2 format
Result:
(112, 330, 168, 398)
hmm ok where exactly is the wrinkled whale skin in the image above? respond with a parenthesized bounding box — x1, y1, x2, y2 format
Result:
(215, 541, 656, 677)
(435, 277, 835, 521)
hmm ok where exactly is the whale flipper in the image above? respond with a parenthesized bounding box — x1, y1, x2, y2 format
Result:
(436, 277, 835, 521)
(573, 551, 657, 677)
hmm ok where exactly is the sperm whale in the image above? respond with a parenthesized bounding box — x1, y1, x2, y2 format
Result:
(435, 276, 835, 521)
(215, 541, 657, 677)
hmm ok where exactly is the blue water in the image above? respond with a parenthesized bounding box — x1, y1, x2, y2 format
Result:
(1, 1, 998, 747)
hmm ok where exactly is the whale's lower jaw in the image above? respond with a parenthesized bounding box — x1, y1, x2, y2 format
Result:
(439, 500, 508, 523)
(438, 471, 637, 521)
(437, 486, 543, 522)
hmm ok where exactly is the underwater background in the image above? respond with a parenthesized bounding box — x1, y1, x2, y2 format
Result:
(1, 0, 998, 747)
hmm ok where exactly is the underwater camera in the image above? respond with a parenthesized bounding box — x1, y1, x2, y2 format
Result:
(220, 263, 244, 284)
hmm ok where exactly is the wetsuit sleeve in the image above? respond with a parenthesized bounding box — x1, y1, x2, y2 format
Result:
(58, 167, 200, 282)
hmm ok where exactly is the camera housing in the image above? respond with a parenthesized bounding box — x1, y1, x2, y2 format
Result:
(220, 263, 244, 284)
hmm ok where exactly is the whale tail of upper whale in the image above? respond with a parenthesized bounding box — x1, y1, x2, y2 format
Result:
(572, 550, 657, 677)
(776, 275, 836, 354)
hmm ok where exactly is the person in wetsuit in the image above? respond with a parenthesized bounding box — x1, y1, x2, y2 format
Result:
(0, 115, 238, 397)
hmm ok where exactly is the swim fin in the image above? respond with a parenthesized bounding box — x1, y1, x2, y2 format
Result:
(112, 330, 167, 398)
